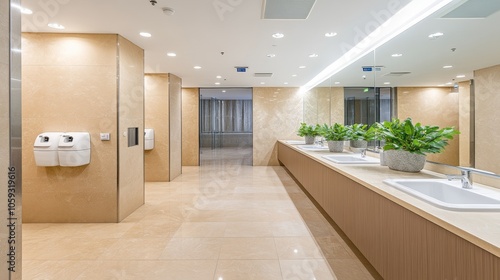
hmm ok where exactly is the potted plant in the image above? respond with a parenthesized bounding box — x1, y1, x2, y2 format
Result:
(377, 118, 459, 172)
(320, 123, 348, 152)
(297, 123, 321, 144)
(346, 123, 374, 150)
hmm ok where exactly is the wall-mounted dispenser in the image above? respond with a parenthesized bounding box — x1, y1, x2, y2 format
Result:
(144, 128, 155, 150)
(58, 132, 91, 166)
(33, 132, 63, 166)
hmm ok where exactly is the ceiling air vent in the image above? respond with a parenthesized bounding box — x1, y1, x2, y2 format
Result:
(254, 73, 273, 77)
(441, 0, 500, 19)
(262, 0, 316, 19)
(384, 72, 411, 77)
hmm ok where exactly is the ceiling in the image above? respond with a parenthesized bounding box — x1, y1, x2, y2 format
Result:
(19, 0, 500, 89)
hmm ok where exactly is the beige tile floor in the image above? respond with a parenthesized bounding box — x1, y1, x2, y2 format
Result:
(22, 147, 378, 280)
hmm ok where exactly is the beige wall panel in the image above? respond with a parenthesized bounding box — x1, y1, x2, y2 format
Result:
(475, 64, 500, 174)
(22, 33, 119, 222)
(458, 81, 472, 167)
(253, 87, 303, 166)
(330, 87, 344, 124)
(397, 87, 459, 165)
(169, 74, 183, 179)
(145, 74, 170, 181)
(182, 88, 199, 166)
(117, 36, 145, 221)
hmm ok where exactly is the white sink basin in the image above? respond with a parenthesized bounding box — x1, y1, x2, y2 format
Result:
(384, 179, 500, 211)
(297, 145, 329, 151)
(322, 154, 379, 164)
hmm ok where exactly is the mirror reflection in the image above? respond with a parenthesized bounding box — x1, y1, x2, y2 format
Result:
(304, 1, 500, 170)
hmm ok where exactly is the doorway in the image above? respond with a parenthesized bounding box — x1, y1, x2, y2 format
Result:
(199, 88, 253, 165)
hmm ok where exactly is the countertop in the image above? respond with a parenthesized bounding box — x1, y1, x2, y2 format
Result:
(278, 140, 500, 257)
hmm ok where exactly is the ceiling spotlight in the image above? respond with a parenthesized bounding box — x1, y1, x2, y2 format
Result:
(272, 33, 284, 39)
(140, 32, 152, 37)
(391, 53, 403, 57)
(456, 75, 466, 78)
(162, 7, 175, 15)
(48, 23, 65, 30)
(194, 66, 202, 69)
(166, 52, 176, 57)
(428, 32, 444, 39)
(267, 54, 276, 58)
(308, 54, 319, 58)
(299, 66, 306, 69)
(325, 32, 337, 37)
(260, 82, 265, 85)
(215, 82, 221, 85)
(292, 74, 297, 77)
(334, 82, 340, 85)
(284, 82, 289, 85)
(443, 65, 453, 69)
(384, 82, 391, 85)
(216, 75, 222, 79)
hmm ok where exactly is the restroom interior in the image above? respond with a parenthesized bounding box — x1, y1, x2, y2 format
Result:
(2, 0, 500, 279)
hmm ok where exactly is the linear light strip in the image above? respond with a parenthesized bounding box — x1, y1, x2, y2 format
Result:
(299, 0, 455, 94)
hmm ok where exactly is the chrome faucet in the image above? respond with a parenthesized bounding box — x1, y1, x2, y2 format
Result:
(447, 170, 473, 189)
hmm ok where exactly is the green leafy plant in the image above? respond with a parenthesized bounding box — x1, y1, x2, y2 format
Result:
(320, 123, 349, 141)
(346, 123, 375, 141)
(378, 118, 459, 155)
(297, 123, 321, 137)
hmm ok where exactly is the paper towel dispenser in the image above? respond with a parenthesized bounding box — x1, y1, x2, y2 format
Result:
(144, 128, 154, 150)
(33, 132, 63, 166)
(58, 132, 91, 166)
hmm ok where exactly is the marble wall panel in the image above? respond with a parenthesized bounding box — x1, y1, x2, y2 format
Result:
(397, 87, 459, 166)
(253, 87, 303, 166)
(169, 74, 183, 179)
(145, 74, 170, 181)
(117, 36, 144, 221)
(475, 64, 500, 174)
(181, 88, 199, 166)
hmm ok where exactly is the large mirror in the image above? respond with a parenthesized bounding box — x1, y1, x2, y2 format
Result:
(304, 0, 500, 171)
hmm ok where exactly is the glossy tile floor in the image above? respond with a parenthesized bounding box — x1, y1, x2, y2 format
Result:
(23, 147, 376, 280)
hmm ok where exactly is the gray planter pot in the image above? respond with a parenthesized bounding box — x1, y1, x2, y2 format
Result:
(327, 141, 344, 152)
(379, 150, 387, 166)
(349, 140, 367, 153)
(350, 140, 368, 148)
(304, 136, 315, 145)
(385, 150, 426, 172)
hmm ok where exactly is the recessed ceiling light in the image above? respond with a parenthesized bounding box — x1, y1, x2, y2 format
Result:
(384, 82, 391, 85)
(299, 66, 306, 69)
(48, 23, 64, 30)
(215, 82, 221, 85)
(428, 32, 444, 39)
(443, 65, 453, 69)
(272, 33, 284, 39)
(334, 82, 340, 85)
(446, 82, 453, 85)
(325, 32, 337, 37)
(162, 7, 175, 15)
(267, 54, 276, 58)
(194, 66, 202, 69)
(292, 74, 297, 77)
(284, 82, 289, 85)
(456, 74, 466, 78)
(222, 90, 226, 93)
(166, 52, 176, 57)
(391, 53, 403, 57)
(438, 84, 445, 87)
(308, 54, 319, 58)
(216, 75, 222, 79)
(139, 32, 152, 38)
